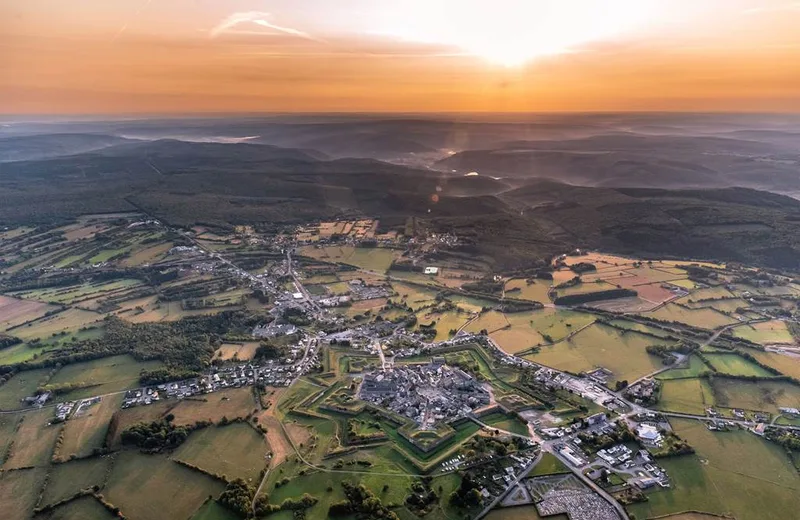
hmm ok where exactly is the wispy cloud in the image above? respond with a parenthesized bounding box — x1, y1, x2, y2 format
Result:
(210, 11, 318, 41)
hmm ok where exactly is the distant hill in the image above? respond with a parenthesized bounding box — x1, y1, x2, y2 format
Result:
(0, 133, 137, 162)
(2, 137, 800, 270)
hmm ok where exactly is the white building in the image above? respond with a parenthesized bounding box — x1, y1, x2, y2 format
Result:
(637, 424, 663, 446)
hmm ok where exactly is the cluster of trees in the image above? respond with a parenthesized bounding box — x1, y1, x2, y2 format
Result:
(120, 414, 208, 452)
(329, 481, 399, 519)
(553, 288, 637, 306)
(0, 335, 22, 350)
(569, 262, 597, 274)
(253, 342, 289, 361)
(283, 307, 311, 326)
(405, 478, 439, 515)
(766, 429, 800, 451)
(448, 474, 483, 508)
(577, 424, 635, 452)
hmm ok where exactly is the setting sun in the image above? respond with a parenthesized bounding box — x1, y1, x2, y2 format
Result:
(375, 0, 662, 66)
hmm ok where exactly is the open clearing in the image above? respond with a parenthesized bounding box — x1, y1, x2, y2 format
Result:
(750, 350, 800, 379)
(11, 308, 103, 341)
(732, 320, 795, 345)
(297, 245, 397, 272)
(167, 387, 257, 425)
(173, 422, 269, 482)
(105, 451, 225, 520)
(215, 341, 260, 361)
(630, 418, 800, 520)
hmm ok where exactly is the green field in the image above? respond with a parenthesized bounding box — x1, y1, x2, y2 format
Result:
(709, 378, 800, 414)
(732, 320, 795, 345)
(391, 282, 439, 310)
(702, 353, 774, 377)
(0, 367, 51, 410)
(656, 378, 715, 415)
(480, 411, 530, 436)
(105, 451, 226, 520)
(629, 418, 800, 520)
(36, 495, 118, 520)
(189, 499, 241, 520)
(5, 408, 62, 469)
(0, 467, 48, 520)
(529, 323, 665, 385)
(173, 423, 269, 482)
(530, 452, 570, 477)
(40, 456, 113, 506)
(59, 394, 123, 459)
(657, 355, 711, 380)
(481, 308, 595, 356)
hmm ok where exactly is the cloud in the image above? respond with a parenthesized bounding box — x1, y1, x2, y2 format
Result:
(210, 11, 317, 40)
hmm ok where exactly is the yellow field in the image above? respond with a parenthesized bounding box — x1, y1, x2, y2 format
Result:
(656, 378, 715, 415)
(297, 245, 398, 272)
(391, 282, 439, 310)
(504, 278, 551, 302)
(215, 341, 261, 361)
(529, 323, 665, 385)
(750, 350, 800, 379)
(642, 303, 737, 329)
(416, 309, 473, 342)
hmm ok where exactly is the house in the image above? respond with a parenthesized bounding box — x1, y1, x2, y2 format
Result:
(423, 266, 439, 275)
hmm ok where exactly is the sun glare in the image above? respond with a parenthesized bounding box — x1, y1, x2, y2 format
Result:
(376, 0, 661, 66)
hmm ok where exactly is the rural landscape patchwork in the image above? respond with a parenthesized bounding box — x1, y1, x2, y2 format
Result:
(3, 1, 800, 519)
(1, 113, 800, 520)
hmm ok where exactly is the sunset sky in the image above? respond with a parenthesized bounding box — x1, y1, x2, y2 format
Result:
(2, 0, 800, 113)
